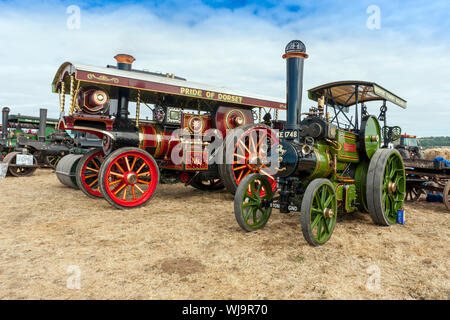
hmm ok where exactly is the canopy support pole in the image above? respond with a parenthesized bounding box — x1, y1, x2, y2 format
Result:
(135, 90, 141, 127)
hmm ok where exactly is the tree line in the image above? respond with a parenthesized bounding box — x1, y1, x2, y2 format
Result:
(418, 136, 450, 149)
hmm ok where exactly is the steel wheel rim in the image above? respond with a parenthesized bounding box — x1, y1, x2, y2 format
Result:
(382, 153, 406, 224)
(232, 127, 278, 195)
(309, 183, 337, 244)
(81, 151, 103, 197)
(444, 181, 450, 211)
(104, 151, 158, 207)
(6, 153, 36, 177)
(240, 175, 273, 229)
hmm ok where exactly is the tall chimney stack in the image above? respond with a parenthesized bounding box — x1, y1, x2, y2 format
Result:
(283, 40, 308, 131)
(38, 108, 48, 141)
(2, 107, 10, 140)
(114, 54, 135, 120)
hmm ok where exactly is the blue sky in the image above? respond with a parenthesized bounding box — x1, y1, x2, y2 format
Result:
(0, 0, 449, 136)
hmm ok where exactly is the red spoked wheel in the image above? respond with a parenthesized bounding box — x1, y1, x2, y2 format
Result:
(76, 149, 104, 198)
(98, 147, 160, 209)
(219, 124, 278, 195)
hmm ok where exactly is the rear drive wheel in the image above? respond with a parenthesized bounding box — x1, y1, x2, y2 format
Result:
(367, 149, 406, 225)
(219, 124, 278, 195)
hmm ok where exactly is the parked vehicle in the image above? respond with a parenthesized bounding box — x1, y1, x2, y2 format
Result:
(394, 134, 424, 159)
(404, 158, 449, 211)
(1, 107, 102, 177)
(52, 54, 285, 208)
(233, 40, 408, 246)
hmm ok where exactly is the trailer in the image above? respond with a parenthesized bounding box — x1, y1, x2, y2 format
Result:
(404, 158, 449, 211)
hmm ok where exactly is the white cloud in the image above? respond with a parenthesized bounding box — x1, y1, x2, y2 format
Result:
(0, 1, 448, 136)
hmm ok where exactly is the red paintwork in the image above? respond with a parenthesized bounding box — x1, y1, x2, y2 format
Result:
(343, 143, 356, 153)
(59, 114, 114, 139)
(232, 125, 278, 195)
(182, 114, 211, 134)
(179, 172, 191, 183)
(103, 150, 158, 207)
(214, 106, 253, 137)
(80, 150, 103, 198)
(75, 70, 285, 110)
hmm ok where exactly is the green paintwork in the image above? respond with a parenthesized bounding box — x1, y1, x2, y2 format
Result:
(308, 181, 337, 244)
(344, 184, 357, 213)
(3, 115, 58, 149)
(307, 142, 333, 181)
(335, 184, 344, 201)
(336, 130, 359, 163)
(354, 161, 369, 212)
(362, 116, 381, 159)
(381, 152, 406, 224)
(239, 175, 273, 230)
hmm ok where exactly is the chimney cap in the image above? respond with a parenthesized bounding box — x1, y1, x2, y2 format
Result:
(285, 40, 306, 54)
(2, 107, 10, 113)
(114, 54, 136, 64)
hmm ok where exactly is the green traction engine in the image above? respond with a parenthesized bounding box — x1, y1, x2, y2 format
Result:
(234, 40, 407, 246)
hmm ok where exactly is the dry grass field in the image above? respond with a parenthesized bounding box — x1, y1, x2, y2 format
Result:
(0, 169, 449, 300)
(424, 147, 450, 161)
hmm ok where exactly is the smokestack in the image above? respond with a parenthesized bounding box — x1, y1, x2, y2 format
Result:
(283, 40, 309, 130)
(114, 54, 135, 120)
(38, 108, 48, 141)
(2, 107, 10, 139)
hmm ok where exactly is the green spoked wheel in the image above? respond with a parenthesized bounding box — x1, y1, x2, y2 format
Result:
(300, 178, 337, 246)
(234, 173, 274, 232)
(367, 149, 406, 225)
